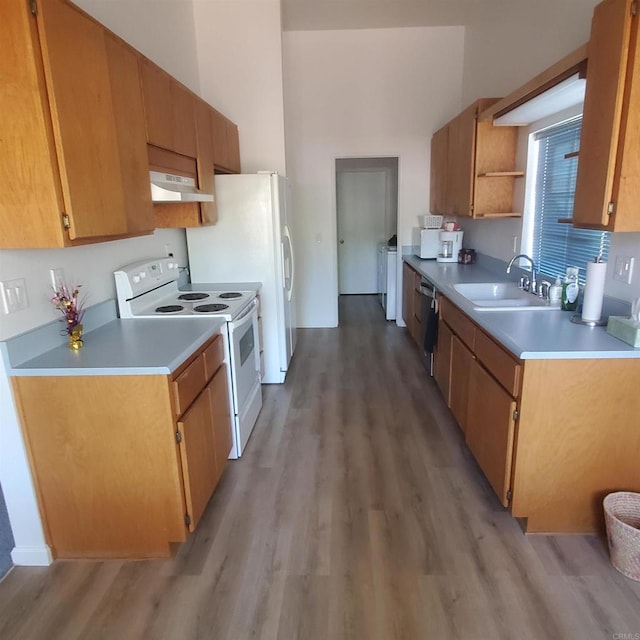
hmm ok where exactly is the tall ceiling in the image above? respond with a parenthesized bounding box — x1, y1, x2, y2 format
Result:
(281, 0, 590, 31)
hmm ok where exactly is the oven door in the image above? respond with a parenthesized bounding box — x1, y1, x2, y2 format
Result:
(228, 298, 261, 415)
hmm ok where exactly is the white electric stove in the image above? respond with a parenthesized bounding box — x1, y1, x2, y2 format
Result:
(114, 257, 262, 458)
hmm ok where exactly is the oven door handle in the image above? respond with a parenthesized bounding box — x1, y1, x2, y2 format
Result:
(230, 298, 258, 332)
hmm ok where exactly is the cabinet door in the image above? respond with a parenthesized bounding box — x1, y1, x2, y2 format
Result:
(434, 318, 453, 406)
(446, 105, 476, 217)
(212, 109, 230, 169)
(37, 0, 128, 240)
(226, 119, 241, 174)
(139, 58, 173, 151)
(170, 81, 197, 158)
(104, 35, 154, 234)
(573, 0, 639, 230)
(411, 271, 422, 345)
(430, 125, 448, 214)
(402, 262, 414, 331)
(466, 359, 517, 507)
(450, 335, 474, 432)
(208, 365, 232, 483)
(177, 383, 218, 532)
(194, 100, 217, 225)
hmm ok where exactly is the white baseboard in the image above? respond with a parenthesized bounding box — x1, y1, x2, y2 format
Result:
(11, 545, 53, 566)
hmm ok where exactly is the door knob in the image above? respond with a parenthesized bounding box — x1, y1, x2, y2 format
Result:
(339, 240, 344, 244)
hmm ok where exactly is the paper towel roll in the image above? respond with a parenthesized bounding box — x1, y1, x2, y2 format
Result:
(582, 261, 607, 322)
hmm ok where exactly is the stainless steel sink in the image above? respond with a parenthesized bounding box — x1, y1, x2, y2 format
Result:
(452, 282, 556, 311)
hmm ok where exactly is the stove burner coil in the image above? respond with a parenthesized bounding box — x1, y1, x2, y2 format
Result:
(193, 303, 230, 313)
(178, 293, 210, 301)
(218, 292, 242, 299)
(155, 305, 184, 313)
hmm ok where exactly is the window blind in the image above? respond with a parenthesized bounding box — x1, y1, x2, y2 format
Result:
(531, 117, 610, 284)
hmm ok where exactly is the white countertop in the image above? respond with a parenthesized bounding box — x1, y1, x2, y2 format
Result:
(404, 255, 640, 360)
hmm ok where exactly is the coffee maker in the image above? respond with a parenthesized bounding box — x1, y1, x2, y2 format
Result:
(437, 230, 464, 263)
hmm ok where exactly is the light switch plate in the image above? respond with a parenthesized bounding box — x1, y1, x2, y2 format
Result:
(0, 278, 29, 314)
(613, 256, 634, 284)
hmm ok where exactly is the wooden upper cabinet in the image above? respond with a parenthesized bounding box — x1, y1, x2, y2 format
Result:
(430, 98, 521, 219)
(139, 58, 174, 151)
(212, 108, 241, 173)
(104, 34, 154, 235)
(226, 120, 241, 174)
(170, 82, 197, 158)
(0, 0, 158, 248)
(194, 100, 217, 225)
(139, 58, 197, 158)
(429, 125, 448, 214)
(573, 0, 640, 231)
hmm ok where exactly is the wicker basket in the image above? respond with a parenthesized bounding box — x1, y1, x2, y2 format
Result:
(603, 491, 640, 582)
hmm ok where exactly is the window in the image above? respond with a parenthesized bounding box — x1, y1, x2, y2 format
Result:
(525, 116, 610, 284)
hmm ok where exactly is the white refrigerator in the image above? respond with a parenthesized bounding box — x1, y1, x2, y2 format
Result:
(186, 172, 296, 384)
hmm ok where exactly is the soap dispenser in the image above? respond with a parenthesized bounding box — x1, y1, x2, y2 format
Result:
(549, 276, 563, 306)
(561, 267, 580, 311)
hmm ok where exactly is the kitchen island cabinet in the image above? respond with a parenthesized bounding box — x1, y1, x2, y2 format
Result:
(434, 291, 639, 533)
(573, 0, 640, 231)
(0, 0, 154, 248)
(11, 332, 232, 558)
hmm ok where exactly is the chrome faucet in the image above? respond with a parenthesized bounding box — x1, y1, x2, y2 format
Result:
(506, 254, 538, 294)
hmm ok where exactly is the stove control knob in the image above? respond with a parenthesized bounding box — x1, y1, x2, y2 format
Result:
(132, 275, 141, 284)
(168, 262, 176, 270)
(139, 271, 147, 279)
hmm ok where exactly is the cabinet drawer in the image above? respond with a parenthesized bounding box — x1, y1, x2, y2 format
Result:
(203, 335, 224, 380)
(440, 297, 476, 350)
(173, 355, 207, 417)
(474, 330, 522, 397)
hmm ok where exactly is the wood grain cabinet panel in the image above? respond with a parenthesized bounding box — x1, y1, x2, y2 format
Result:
(11, 333, 231, 558)
(573, 0, 640, 231)
(194, 100, 218, 226)
(170, 82, 197, 158)
(104, 34, 155, 234)
(0, 0, 137, 248)
(430, 98, 521, 219)
(177, 380, 219, 532)
(429, 125, 448, 214)
(212, 108, 230, 170)
(466, 359, 517, 507)
(139, 57, 174, 151)
(438, 294, 640, 533)
(449, 335, 474, 432)
(226, 119, 241, 174)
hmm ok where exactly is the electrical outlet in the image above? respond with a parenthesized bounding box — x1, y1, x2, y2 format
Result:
(50, 267, 65, 290)
(613, 256, 634, 284)
(0, 278, 29, 314)
(164, 243, 174, 257)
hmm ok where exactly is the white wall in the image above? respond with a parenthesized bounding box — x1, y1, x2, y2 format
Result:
(192, 0, 287, 175)
(283, 26, 465, 326)
(0, 0, 201, 565)
(76, 0, 201, 93)
(461, 0, 599, 107)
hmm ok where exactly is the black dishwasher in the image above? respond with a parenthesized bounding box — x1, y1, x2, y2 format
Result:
(419, 278, 439, 375)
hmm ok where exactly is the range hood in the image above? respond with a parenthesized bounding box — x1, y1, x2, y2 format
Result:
(150, 171, 214, 203)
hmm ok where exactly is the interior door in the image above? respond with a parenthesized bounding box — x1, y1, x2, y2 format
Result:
(337, 170, 387, 294)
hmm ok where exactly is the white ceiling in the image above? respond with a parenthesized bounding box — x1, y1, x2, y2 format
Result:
(281, 0, 585, 31)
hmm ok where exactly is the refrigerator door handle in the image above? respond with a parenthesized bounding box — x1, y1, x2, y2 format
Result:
(283, 224, 294, 301)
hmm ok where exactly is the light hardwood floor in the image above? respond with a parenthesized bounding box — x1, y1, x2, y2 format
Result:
(1, 294, 639, 639)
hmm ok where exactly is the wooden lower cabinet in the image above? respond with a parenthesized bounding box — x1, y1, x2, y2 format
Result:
(435, 295, 640, 533)
(449, 335, 474, 433)
(466, 359, 517, 507)
(402, 261, 422, 346)
(12, 334, 231, 558)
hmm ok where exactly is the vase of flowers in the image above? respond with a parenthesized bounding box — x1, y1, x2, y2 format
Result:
(51, 282, 85, 350)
